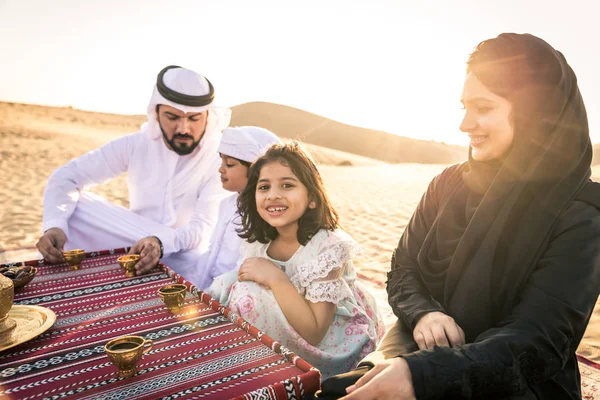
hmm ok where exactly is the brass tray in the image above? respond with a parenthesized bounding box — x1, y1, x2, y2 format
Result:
(0, 305, 56, 352)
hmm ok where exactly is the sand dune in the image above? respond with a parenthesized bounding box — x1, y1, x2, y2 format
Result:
(1, 101, 146, 135)
(230, 102, 468, 164)
(7, 100, 593, 166)
(286, 140, 384, 166)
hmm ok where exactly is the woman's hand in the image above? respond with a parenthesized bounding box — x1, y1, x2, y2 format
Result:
(413, 311, 465, 349)
(342, 358, 416, 400)
(238, 257, 287, 288)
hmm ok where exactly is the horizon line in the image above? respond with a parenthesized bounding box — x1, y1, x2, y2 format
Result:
(2, 99, 599, 147)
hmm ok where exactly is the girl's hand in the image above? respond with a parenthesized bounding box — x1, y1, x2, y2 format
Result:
(342, 358, 416, 400)
(413, 311, 465, 349)
(238, 257, 287, 288)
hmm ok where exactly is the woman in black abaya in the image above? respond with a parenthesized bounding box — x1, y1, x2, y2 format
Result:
(317, 33, 600, 399)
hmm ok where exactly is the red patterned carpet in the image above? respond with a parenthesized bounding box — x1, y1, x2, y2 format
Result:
(0, 250, 319, 400)
(579, 355, 600, 399)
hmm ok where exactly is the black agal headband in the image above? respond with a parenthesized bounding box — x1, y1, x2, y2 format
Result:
(156, 65, 215, 107)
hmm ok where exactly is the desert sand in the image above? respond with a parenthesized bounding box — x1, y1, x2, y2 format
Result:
(2, 102, 600, 388)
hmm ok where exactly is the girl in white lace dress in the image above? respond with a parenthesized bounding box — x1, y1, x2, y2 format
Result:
(208, 142, 384, 379)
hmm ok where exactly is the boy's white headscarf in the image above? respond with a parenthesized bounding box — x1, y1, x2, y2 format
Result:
(218, 126, 282, 163)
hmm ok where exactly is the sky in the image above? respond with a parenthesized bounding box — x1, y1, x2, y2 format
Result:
(0, 0, 598, 145)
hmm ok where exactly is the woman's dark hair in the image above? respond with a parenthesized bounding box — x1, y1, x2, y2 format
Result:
(237, 141, 339, 245)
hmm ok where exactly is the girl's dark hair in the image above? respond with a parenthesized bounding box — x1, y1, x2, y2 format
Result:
(237, 142, 339, 245)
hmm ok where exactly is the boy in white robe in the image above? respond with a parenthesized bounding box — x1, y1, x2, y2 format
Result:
(188, 126, 281, 289)
(36, 66, 230, 277)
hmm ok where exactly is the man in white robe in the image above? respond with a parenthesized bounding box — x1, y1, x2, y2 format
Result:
(35, 66, 230, 277)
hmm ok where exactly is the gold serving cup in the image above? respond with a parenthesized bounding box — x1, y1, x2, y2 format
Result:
(104, 335, 152, 378)
(117, 255, 140, 277)
(158, 284, 187, 313)
(63, 249, 85, 270)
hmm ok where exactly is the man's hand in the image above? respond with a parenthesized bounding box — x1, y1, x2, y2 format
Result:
(36, 228, 67, 263)
(413, 311, 465, 350)
(342, 358, 416, 400)
(129, 236, 161, 275)
(238, 257, 287, 288)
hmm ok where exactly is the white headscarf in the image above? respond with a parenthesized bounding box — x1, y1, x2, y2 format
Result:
(143, 66, 231, 141)
(218, 126, 282, 163)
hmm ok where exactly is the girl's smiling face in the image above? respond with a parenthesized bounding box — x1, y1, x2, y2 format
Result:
(460, 73, 515, 161)
(218, 154, 249, 193)
(255, 161, 315, 235)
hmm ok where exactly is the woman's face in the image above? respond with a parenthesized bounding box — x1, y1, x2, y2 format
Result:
(460, 73, 514, 161)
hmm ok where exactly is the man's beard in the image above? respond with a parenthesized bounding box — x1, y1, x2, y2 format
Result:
(159, 121, 202, 156)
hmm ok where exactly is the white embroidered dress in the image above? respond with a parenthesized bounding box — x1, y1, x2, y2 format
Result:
(208, 229, 385, 379)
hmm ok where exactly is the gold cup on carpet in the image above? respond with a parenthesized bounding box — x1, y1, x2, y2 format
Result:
(158, 284, 187, 313)
(104, 335, 152, 378)
(117, 255, 140, 277)
(63, 249, 85, 270)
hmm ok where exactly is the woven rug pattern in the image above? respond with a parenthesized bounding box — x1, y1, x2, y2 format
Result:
(0, 249, 319, 400)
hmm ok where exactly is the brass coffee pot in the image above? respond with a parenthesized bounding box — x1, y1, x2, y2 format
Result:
(0, 274, 17, 345)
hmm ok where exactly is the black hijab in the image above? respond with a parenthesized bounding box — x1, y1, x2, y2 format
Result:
(417, 33, 595, 340)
